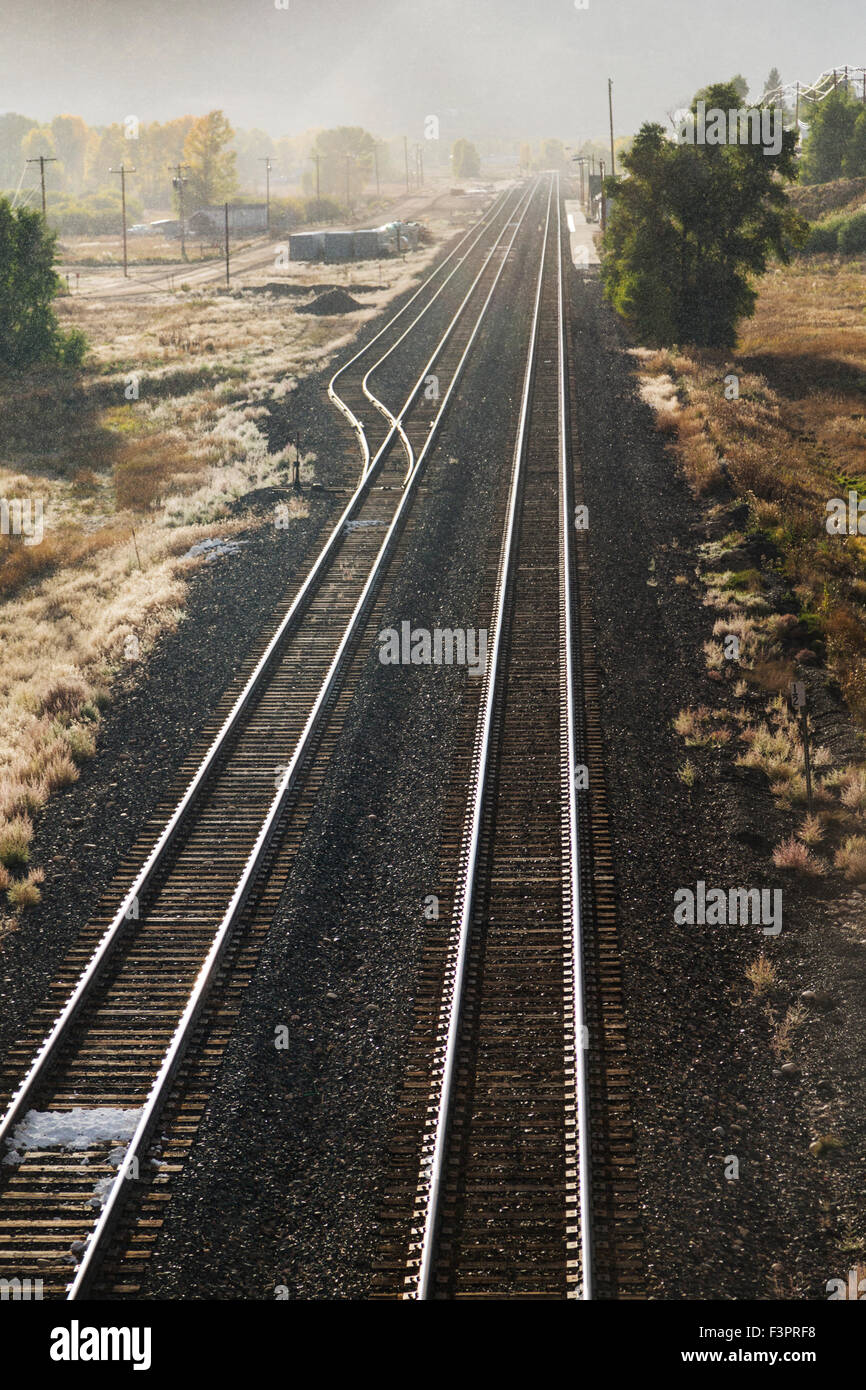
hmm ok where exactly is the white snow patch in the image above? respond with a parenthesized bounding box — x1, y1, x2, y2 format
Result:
(184, 536, 247, 560)
(3, 1107, 142, 1165)
(89, 1175, 116, 1210)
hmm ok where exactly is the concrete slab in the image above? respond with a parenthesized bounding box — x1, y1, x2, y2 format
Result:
(564, 200, 600, 267)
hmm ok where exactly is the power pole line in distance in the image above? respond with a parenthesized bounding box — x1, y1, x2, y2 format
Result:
(27, 154, 57, 218)
(109, 163, 136, 277)
(169, 162, 189, 259)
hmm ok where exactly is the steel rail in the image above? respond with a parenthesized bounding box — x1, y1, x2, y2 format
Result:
(327, 186, 516, 476)
(64, 178, 540, 1297)
(357, 193, 524, 484)
(0, 182, 534, 1175)
(412, 177, 556, 1300)
(555, 172, 593, 1299)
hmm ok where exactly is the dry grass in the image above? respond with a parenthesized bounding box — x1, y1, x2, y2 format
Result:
(797, 813, 826, 847)
(0, 235, 451, 903)
(746, 953, 777, 996)
(772, 835, 826, 875)
(840, 768, 866, 813)
(834, 835, 866, 883)
(772, 1004, 807, 1059)
(7, 867, 45, 909)
(0, 816, 33, 872)
(677, 758, 698, 787)
(637, 259, 866, 724)
(673, 705, 732, 747)
(737, 720, 798, 781)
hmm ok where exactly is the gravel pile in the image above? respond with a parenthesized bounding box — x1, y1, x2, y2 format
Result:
(300, 288, 363, 316)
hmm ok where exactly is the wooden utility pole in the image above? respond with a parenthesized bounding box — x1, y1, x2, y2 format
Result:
(403, 135, 410, 191)
(110, 163, 136, 277)
(599, 158, 607, 231)
(224, 202, 230, 287)
(259, 157, 273, 233)
(608, 77, 616, 178)
(795, 81, 800, 131)
(168, 163, 189, 259)
(27, 155, 57, 218)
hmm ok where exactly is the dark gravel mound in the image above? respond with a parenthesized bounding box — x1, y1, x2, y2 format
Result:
(246, 283, 315, 297)
(300, 288, 363, 315)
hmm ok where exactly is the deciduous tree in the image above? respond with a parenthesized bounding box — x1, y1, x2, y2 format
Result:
(602, 82, 806, 349)
(0, 199, 86, 369)
(801, 91, 862, 183)
(183, 111, 238, 209)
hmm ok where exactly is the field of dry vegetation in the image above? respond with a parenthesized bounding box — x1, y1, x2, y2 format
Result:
(637, 257, 866, 722)
(638, 255, 866, 886)
(0, 245, 437, 935)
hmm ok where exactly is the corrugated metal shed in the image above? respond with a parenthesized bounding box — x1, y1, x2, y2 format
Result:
(189, 204, 268, 236)
(289, 231, 325, 261)
(323, 231, 355, 263)
(352, 229, 382, 259)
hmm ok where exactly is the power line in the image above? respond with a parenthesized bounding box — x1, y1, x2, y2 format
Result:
(168, 163, 190, 260)
(259, 157, 273, 233)
(26, 155, 57, 218)
(608, 78, 616, 177)
(109, 163, 136, 277)
(764, 64, 866, 116)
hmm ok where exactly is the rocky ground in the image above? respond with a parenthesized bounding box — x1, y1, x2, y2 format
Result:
(569, 264, 866, 1301)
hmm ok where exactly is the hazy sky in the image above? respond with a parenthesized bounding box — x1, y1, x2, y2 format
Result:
(1, 0, 864, 142)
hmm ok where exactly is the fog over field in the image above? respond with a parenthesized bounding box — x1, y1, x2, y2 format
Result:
(1, 0, 863, 141)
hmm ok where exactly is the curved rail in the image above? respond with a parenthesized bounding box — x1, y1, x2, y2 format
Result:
(0, 182, 534, 1178)
(67, 178, 538, 1298)
(327, 187, 516, 477)
(0, 179, 537, 1299)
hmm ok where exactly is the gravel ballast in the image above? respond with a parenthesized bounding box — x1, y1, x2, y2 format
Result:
(138, 195, 543, 1300)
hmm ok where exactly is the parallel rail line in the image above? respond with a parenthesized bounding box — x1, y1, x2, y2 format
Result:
(373, 174, 642, 1299)
(0, 180, 539, 1298)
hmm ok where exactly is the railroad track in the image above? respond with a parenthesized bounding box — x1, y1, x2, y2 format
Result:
(328, 184, 518, 477)
(0, 179, 542, 1299)
(372, 174, 643, 1299)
